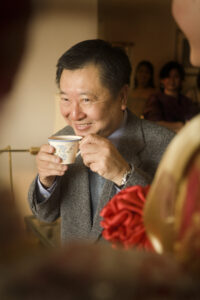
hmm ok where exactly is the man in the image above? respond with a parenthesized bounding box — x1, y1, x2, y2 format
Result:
(28, 39, 174, 243)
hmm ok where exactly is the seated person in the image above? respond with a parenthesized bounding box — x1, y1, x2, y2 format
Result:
(143, 61, 199, 133)
(28, 39, 174, 245)
(128, 60, 156, 118)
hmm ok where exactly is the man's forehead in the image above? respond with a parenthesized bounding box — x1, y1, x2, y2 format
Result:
(60, 65, 101, 80)
(59, 65, 105, 90)
(59, 89, 97, 96)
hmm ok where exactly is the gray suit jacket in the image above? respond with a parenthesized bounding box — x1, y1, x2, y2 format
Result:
(28, 110, 174, 243)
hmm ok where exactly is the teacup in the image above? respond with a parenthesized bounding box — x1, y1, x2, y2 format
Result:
(48, 135, 82, 164)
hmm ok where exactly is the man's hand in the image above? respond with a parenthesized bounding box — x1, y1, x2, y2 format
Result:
(36, 144, 68, 188)
(79, 134, 130, 186)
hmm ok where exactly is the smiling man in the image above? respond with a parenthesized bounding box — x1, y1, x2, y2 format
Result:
(28, 39, 174, 243)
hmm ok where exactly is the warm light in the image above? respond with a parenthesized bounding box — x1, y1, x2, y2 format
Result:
(149, 235, 163, 254)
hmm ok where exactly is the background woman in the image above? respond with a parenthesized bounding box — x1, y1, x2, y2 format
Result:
(143, 61, 199, 132)
(128, 60, 156, 118)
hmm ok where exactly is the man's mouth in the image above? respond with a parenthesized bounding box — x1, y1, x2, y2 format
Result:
(74, 123, 92, 131)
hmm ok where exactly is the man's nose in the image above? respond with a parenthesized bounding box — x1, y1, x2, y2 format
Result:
(70, 103, 85, 120)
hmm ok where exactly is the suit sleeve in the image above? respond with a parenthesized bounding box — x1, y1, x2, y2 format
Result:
(27, 125, 74, 222)
(28, 176, 61, 223)
(124, 163, 152, 188)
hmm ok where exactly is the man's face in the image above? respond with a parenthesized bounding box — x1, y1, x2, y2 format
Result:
(172, 0, 200, 66)
(59, 64, 127, 137)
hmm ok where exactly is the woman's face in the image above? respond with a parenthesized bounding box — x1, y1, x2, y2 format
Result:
(136, 65, 151, 87)
(161, 69, 182, 95)
(172, 0, 200, 67)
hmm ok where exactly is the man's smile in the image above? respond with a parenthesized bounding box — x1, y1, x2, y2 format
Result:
(73, 122, 93, 131)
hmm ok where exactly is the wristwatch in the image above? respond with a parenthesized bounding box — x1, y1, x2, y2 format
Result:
(118, 165, 132, 188)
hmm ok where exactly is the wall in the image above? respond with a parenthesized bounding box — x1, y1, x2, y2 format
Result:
(0, 0, 97, 216)
(98, 0, 179, 89)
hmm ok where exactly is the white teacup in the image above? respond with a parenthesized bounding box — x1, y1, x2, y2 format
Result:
(48, 135, 82, 164)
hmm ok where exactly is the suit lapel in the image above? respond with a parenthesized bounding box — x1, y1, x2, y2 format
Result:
(90, 180, 114, 239)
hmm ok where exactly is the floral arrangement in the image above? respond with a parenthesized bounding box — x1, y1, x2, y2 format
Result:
(100, 185, 153, 251)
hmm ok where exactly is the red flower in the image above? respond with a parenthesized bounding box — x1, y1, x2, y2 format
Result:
(100, 185, 153, 251)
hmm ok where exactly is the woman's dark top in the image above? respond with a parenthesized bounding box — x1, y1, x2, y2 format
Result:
(143, 92, 199, 123)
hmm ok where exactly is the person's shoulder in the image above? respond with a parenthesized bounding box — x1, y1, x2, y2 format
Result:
(126, 108, 142, 124)
(141, 117, 175, 139)
(127, 109, 175, 138)
(140, 119, 175, 153)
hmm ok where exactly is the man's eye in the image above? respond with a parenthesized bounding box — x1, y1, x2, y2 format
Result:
(61, 98, 69, 102)
(83, 98, 90, 103)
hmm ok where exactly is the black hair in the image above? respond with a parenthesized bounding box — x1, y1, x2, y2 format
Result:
(56, 39, 132, 97)
(159, 61, 185, 81)
(134, 60, 155, 88)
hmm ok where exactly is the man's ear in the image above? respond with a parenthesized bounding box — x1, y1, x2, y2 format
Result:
(120, 85, 129, 111)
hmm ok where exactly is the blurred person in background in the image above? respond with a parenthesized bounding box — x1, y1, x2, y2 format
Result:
(128, 60, 156, 118)
(143, 61, 199, 133)
(0, 1, 32, 112)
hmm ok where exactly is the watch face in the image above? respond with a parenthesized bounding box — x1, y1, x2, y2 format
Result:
(121, 166, 132, 186)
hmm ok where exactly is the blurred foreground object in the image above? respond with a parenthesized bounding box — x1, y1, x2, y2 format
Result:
(144, 114, 200, 267)
(0, 0, 32, 102)
(0, 242, 198, 300)
(0, 187, 42, 264)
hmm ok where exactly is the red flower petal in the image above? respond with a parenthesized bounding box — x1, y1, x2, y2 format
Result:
(100, 185, 153, 251)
